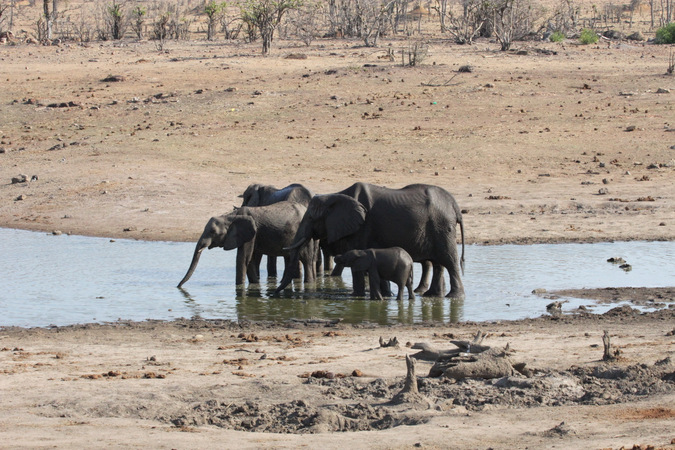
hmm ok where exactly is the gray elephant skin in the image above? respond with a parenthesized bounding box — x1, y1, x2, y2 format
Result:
(277, 182, 465, 299)
(334, 247, 415, 300)
(240, 183, 313, 208)
(178, 201, 317, 289)
(239, 183, 314, 277)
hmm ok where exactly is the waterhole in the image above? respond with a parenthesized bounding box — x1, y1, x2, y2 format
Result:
(1, 228, 673, 327)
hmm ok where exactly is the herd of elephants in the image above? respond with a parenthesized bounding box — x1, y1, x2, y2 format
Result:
(177, 182, 466, 300)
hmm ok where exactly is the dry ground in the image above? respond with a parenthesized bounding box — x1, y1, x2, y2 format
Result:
(1, 36, 674, 448)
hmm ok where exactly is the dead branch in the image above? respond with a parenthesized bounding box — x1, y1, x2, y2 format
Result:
(379, 336, 399, 348)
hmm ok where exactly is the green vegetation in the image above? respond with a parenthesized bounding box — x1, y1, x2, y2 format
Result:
(655, 23, 675, 44)
(550, 31, 565, 42)
(579, 28, 598, 44)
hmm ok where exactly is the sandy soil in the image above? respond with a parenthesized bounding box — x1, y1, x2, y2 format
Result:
(1, 37, 674, 448)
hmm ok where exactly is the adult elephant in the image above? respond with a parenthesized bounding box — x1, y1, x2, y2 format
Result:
(240, 183, 313, 208)
(275, 183, 465, 299)
(239, 183, 315, 277)
(178, 201, 317, 289)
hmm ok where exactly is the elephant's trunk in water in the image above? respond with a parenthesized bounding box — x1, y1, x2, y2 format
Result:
(177, 239, 209, 288)
(275, 237, 307, 293)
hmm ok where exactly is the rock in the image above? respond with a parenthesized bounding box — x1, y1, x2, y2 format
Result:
(603, 30, 624, 40)
(458, 65, 473, 73)
(626, 31, 644, 41)
(15, 194, 25, 201)
(619, 263, 632, 271)
(607, 257, 626, 264)
(656, 88, 670, 94)
(101, 75, 125, 82)
(625, 125, 636, 132)
(532, 288, 547, 294)
(598, 188, 609, 195)
(11, 174, 27, 184)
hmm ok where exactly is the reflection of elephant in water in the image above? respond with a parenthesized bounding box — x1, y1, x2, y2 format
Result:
(276, 182, 465, 299)
(335, 247, 414, 301)
(178, 201, 316, 288)
(239, 183, 314, 277)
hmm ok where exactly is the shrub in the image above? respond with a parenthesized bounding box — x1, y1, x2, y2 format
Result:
(550, 31, 565, 42)
(579, 28, 598, 45)
(655, 23, 675, 44)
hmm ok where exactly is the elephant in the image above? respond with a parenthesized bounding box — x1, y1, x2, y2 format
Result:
(240, 183, 313, 208)
(239, 183, 315, 277)
(178, 201, 317, 289)
(276, 182, 465, 299)
(334, 247, 415, 301)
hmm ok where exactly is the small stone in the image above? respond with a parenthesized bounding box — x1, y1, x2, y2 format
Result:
(656, 88, 670, 94)
(52, 230, 62, 236)
(532, 288, 547, 294)
(619, 263, 632, 272)
(602, 178, 609, 184)
(15, 194, 25, 201)
(11, 174, 27, 184)
(625, 125, 636, 132)
(598, 188, 609, 195)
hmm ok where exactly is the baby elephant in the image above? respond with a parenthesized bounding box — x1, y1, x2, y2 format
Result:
(334, 247, 415, 300)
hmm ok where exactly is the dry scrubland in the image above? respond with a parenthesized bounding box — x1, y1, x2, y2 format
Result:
(0, 3, 675, 448)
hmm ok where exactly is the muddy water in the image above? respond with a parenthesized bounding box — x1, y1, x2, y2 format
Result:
(1, 228, 673, 327)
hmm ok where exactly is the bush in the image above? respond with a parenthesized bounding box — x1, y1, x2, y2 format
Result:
(550, 31, 565, 42)
(579, 28, 598, 45)
(655, 23, 675, 44)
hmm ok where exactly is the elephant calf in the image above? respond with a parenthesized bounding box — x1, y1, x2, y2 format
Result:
(334, 247, 415, 301)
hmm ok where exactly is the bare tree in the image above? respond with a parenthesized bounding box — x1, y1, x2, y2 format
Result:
(42, 0, 58, 39)
(435, 0, 490, 44)
(240, 0, 303, 55)
(284, 0, 323, 45)
(492, 0, 541, 50)
(130, 5, 146, 39)
(354, 0, 395, 46)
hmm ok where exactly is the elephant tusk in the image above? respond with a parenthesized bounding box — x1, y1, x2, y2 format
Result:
(283, 237, 307, 251)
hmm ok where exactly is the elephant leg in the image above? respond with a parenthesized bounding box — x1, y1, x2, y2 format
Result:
(315, 245, 323, 274)
(439, 234, 465, 299)
(323, 249, 334, 272)
(351, 268, 366, 297)
(368, 270, 384, 300)
(406, 270, 415, 300)
(246, 251, 261, 284)
(395, 282, 405, 301)
(423, 264, 446, 297)
(380, 279, 392, 297)
(266, 255, 278, 278)
(414, 261, 432, 293)
(235, 245, 255, 286)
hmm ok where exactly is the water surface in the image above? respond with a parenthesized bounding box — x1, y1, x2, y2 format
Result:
(1, 228, 673, 327)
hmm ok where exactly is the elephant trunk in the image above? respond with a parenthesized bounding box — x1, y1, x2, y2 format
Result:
(177, 238, 209, 288)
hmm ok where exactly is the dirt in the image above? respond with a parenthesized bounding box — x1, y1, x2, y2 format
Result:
(1, 35, 675, 448)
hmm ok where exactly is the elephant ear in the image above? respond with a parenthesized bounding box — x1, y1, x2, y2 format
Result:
(222, 216, 257, 250)
(350, 251, 373, 272)
(310, 194, 366, 245)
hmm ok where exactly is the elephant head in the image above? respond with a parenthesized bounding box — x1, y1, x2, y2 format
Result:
(239, 184, 264, 207)
(275, 194, 367, 293)
(178, 213, 256, 288)
(334, 250, 371, 271)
